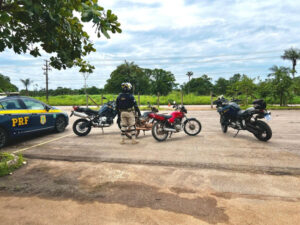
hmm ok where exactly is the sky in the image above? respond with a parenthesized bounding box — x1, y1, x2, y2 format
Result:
(0, 0, 300, 90)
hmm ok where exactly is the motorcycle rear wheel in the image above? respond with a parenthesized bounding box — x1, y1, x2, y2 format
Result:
(73, 119, 91, 136)
(253, 120, 272, 142)
(152, 122, 169, 142)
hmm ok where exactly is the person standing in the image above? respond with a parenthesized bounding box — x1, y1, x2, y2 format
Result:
(116, 82, 141, 144)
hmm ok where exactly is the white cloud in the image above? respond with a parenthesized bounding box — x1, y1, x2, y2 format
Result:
(1, 0, 300, 89)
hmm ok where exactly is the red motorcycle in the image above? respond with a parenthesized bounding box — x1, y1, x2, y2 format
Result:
(151, 102, 202, 141)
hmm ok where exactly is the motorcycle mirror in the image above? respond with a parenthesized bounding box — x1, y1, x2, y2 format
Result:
(102, 96, 107, 99)
(237, 92, 242, 96)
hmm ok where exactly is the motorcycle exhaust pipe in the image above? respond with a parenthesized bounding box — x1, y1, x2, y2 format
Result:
(163, 128, 177, 132)
(73, 111, 89, 118)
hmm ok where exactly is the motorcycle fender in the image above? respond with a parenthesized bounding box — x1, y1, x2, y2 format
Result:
(183, 118, 197, 125)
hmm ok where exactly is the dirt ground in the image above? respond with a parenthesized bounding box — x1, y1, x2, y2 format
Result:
(0, 108, 300, 225)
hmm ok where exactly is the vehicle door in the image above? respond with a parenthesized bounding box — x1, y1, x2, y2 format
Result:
(21, 98, 54, 131)
(0, 99, 30, 135)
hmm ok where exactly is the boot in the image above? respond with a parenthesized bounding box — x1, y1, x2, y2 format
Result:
(132, 135, 139, 144)
(120, 136, 126, 144)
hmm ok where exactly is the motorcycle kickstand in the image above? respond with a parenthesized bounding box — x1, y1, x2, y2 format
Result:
(143, 130, 145, 136)
(169, 132, 173, 138)
(234, 129, 240, 137)
(101, 127, 104, 134)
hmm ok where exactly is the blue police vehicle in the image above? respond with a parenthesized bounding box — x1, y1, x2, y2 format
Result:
(0, 94, 69, 148)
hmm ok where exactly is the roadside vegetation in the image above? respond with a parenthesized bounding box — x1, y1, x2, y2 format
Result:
(0, 153, 24, 177)
(1, 48, 300, 108)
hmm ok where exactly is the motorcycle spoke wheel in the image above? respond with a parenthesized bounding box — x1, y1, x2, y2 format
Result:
(152, 122, 168, 141)
(184, 119, 201, 136)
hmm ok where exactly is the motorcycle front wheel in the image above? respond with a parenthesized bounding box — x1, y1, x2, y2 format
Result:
(221, 123, 228, 133)
(220, 116, 228, 133)
(152, 122, 169, 142)
(183, 119, 201, 136)
(73, 119, 92, 136)
(253, 120, 272, 141)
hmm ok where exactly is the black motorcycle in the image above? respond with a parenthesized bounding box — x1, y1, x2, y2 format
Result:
(71, 97, 121, 136)
(213, 96, 272, 141)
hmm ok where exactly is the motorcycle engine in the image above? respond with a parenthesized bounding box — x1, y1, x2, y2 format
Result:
(174, 119, 182, 132)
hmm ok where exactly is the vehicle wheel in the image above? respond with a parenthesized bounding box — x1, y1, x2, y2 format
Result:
(73, 119, 91, 136)
(183, 119, 201, 136)
(0, 127, 8, 148)
(152, 122, 169, 142)
(220, 116, 228, 133)
(253, 120, 272, 141)
(55, 116, 67, 133)
(221, 123, 228, 133)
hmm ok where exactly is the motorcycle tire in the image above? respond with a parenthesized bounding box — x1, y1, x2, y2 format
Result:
(152, 122, 169, 142)
(183, 119, 201, 136)
(220, 116, 228, 133)
(73, 119, 92, 136)
(221, 123, 228, 133)
(253, 120, 272, 142)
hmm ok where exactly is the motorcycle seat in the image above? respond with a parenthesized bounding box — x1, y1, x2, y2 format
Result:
(157, 114, 172, 119)
(237, 107, 255, 117)
(78, 107, 99, 115)
(237, 110, 246, 116)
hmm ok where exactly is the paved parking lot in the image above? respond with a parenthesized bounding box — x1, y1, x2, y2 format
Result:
(1, 108, 300, 225)
(3, 108, 300, 175)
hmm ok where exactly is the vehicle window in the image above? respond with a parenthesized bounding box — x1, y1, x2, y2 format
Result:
(1, 99, 23, 110)
(22, 99, 45, 110)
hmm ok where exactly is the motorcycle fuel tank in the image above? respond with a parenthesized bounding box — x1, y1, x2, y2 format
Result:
(220, 102, 241, 118)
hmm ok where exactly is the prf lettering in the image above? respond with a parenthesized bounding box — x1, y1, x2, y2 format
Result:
(12, 117, 29, 127)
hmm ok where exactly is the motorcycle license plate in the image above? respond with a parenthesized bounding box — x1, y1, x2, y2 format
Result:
(265, 114, 271, 121)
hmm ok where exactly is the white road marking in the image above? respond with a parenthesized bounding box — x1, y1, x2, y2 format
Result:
(13, 134, 73, 154)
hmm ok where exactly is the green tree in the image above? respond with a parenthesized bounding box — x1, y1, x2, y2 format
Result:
(268, 66, 293, 106)
(183, 75, 213, 95)
(226, 74, 242, 96)
(256, 79, 273, 99)
(148, 69, 177, 96)
(0, 0, 121, 71)
(214, 77, 229, 95)
(234, 75, 256, 105)
(20, 78, 33, 95)
(104, 61, 150, 94)
(281, 48, 300, 78)
(0, 73, 18, 92)
(293, 77, 300, 95)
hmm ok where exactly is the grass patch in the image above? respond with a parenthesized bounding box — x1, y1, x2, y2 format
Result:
(33, 93, 300, 106)
(0, 153, 24, 177)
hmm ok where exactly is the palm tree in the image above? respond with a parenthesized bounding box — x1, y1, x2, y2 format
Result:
(20, 78, 33, 96)
(186, 71, 193, 94)
(281, 48, 300, 78)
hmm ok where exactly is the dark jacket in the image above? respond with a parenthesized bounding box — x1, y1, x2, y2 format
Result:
(116, 92, 141, 116)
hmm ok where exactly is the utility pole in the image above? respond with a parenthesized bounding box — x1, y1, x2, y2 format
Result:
(43, 60, 51, 102)
(82, 73, 90, 107)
